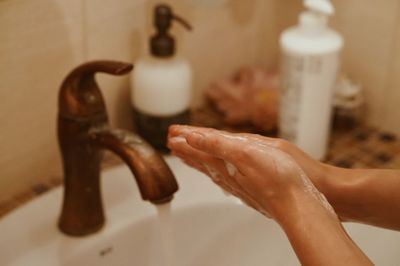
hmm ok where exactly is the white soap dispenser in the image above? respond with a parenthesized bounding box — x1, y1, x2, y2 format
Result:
(279, 0, 343, 160)
(131, 4, 192, 151)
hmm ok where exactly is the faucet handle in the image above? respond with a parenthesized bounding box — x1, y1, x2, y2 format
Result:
(58, 60, 133, 120)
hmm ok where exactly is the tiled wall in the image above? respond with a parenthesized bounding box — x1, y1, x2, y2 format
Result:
(332, 0, 400, 132)
(0, 0, 85, 201)
(0, 0, 275, 199)
(382, 8, 400, 134)
(2, 0, 400, 200)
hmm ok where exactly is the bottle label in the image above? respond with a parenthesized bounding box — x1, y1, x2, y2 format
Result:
(133, 109, 190, 152)
(280, 52, 335, 143)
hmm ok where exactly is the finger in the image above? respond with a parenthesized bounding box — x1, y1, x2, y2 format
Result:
(175, 153, 239, 196)
(168, 125, 192, 138)
(170, 125, 276, 150)
(237, 132, 314, 162)
(174, 151, 222, 183)
(169, 126, 250, 178)
(168, 133, 251, 199)
(186, 129, 307, 179)
(169, 133, 226, 173)
(185, 130, 250, 165)
(237, 132, 323, 181)
(168, 135, 219, 167)
(173, 143, 270, 217)
(207, 170, 263, 211)
(169, 137, 245, 192)
(176, 155, 209, 176)
(183, 129, 268, 185)
(169, 125, 226, 139)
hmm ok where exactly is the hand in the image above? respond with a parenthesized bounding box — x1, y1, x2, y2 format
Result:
(167, 125, 335, 221)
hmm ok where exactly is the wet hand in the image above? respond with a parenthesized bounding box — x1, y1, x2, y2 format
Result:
(167, 125, 335, 220)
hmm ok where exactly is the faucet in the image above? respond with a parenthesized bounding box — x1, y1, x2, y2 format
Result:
(57, 60, 179, 236)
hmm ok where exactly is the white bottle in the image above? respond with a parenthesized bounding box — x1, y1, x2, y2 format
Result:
(279, 0, 343, 160)
(131, 4, 192, 151)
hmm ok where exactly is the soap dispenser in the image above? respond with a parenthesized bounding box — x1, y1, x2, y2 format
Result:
(131, 4, 192, 152)
(279, 0, 343, 160)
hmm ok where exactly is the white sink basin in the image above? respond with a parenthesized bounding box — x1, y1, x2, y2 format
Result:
(1, 156, 400, 265)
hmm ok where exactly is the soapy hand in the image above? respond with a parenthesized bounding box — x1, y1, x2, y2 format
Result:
(167, 125, 335, 220)
(167, 125, 377, 266)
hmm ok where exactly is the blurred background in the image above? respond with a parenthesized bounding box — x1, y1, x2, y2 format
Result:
(1, 0, 400, 202)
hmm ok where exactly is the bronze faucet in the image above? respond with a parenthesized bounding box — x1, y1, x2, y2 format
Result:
(57, 60, 178, 236)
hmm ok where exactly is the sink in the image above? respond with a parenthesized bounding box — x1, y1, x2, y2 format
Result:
(1, 156, 400, 265)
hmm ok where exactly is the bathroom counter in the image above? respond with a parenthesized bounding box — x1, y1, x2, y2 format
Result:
(1, 107, 399, 218)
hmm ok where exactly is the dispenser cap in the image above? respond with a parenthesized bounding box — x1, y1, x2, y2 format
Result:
(151, 4, 192, 57)
(304, 0, 334, 16)
(299, 0, 333, 34)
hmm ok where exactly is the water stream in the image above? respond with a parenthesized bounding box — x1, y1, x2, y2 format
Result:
(156, 203, 177, 266)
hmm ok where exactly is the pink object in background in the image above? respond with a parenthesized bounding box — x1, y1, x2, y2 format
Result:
(206, 67, 279, 132)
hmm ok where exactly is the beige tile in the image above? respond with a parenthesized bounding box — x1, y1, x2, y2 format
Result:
(0, 0, 84, 200)
(275, 0, 302, 31)
(180, 0, 274, 106)
(382, 3, 400, 134)
(84, 0, 147, 129)
(255, 0, 280, 68)
(330, 0, 399, 127)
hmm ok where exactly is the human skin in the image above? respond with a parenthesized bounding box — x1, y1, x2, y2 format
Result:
(234, 131, 400, 231)
(167, 125, 377, 265)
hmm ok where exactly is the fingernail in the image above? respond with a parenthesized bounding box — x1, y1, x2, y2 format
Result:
(169, 136, 187, 144)
(167, 137, 187, 151)
(168, 124, 187, 136)
(187, 132, 205, 146)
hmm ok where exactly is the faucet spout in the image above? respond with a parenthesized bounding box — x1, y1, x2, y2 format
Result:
(88, 128, 178, 204)
(57, 60, 178, 236)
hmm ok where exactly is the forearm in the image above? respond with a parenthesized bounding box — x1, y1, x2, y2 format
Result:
(318, 166, 400, 230)
(273, 189, 372, 266)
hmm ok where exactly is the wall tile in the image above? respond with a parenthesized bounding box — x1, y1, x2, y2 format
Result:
(180, 0, 271, 106)
(84, 0, 147, 129)
(0, 0, 84, 200)
(255, 0, 280, 68)
(382, 3, 400, 134)
(331, 0, 399, 126)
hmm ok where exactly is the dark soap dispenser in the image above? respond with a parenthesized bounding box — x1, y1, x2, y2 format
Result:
(130, 4, 192, 152)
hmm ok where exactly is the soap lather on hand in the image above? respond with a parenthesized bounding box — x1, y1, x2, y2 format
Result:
(167, 125, 375, 266)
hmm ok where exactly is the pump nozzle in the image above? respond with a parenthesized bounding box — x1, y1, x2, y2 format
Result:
(151, 4, 192, 57)
(172, 14, 192, 31)
(304, 0, 334, 16)
(299, 0, 334, 34)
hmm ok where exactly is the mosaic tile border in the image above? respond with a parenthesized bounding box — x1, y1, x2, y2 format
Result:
(0, 151, 122, 218)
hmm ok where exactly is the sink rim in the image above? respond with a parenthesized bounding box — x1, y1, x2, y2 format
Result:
(0, 156, 238, 265)
(2, 156, 400, 266)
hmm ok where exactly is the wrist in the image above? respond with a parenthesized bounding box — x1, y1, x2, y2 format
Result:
(312, 164, 358, 221)
(271, 187, 372, 266)
(312, 163, 342, 200)
(267, 186, 338, 226)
